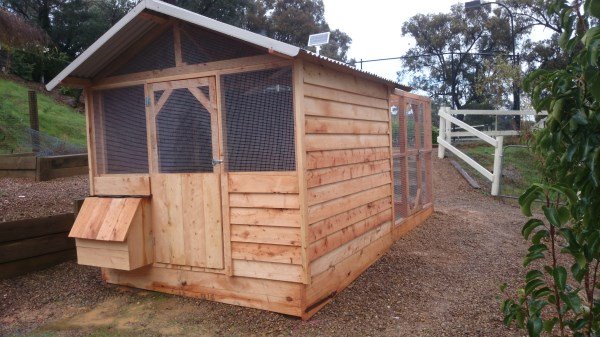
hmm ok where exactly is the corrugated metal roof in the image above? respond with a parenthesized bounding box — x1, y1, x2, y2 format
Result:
(298, 50, 410, 91)
(46, 0, 410, 92)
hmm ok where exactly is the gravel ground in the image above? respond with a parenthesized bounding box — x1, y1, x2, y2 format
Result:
(0, 154, 529, 336)
(0, 175, 88, 222)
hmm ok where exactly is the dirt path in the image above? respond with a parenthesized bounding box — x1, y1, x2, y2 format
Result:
(0, 154, 528, 336)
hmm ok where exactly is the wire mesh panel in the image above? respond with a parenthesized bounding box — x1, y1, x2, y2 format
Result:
(92, 86, 149, 174)
(180, 24, 265, 65)
(391, 93, 433, 223)
(220, 67, 295, 172)
(407, 155, 419, 207)
(112, 28, 176, 76)
(155, 87, 213, 173)
(405, 103, 417, 149)
(420, 154, 430, 205)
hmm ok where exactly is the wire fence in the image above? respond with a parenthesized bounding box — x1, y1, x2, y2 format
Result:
(446, 140, 542, 198)
(0, 114, 86, 156)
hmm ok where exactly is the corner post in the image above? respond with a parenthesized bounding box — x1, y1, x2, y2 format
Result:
(491, 136, 504, 196)
(438, 107, 446, 159)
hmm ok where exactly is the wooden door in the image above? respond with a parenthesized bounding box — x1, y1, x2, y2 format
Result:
(147, 77, 224, 269)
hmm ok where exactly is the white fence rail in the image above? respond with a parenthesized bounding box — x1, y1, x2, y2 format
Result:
(437, 107, 504, 195)
(438, 107, 547, 196)
(438, 107, 548, 196)
(445, 109, 548, 139)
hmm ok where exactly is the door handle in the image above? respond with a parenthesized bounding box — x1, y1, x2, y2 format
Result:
(212, 158, 223, 166)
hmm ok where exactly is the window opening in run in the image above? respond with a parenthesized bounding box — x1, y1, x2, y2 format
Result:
(220, 67, 295, 172)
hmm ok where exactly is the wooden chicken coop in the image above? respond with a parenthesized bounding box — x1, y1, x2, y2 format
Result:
(47, 0, 434, 319)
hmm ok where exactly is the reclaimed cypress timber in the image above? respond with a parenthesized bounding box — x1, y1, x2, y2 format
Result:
(310, 220, 392, 277)
(303, 83, 388, 109)
(306, 159, 390, 188)
(230, 208, 301, 227)
(305, 116, 389, 134)
(93, 54, 287, 89)
(308, 185, 390, 224)
(93, 175, 151, 196)
(0, 249, 76, 280)
(232, 260, 304, 283)
(307, 171, 392, 206)
(202, 174, 224, 269)
(228, 174, 299, 194)
(76, 245, 131, 270)
(229, 193, 300, 209)
(0, 232, 74, 263)
(293, 58, 311, 284)
(308, 209, 392, 262)
(231, 225, 301, 246)
(308, 197, 392, 243)
(104, 266, 303, 316)
(306, 148, 390, 170)
(304, 97, 389, 122)
(0, 213, 74, 243)
(305, 134, 389, 152)
(303, 234, 393, 319)
(231, 242, 302, 265)
(303, 62, 388, 100)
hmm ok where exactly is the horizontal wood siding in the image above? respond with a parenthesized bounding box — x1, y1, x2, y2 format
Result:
(227, 173, 303, 283)
(302, 61, 394, 287)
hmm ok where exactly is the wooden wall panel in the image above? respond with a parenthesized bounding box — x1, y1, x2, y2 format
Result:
(226, 172, 304, 283)
(104, 266, 304, 316)
(302, 60, 395, 289)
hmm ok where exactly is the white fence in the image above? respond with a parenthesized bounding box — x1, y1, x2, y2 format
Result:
(437, 107, 546, 196)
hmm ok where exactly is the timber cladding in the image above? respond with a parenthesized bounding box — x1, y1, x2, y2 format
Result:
(0, 214, 76, 279)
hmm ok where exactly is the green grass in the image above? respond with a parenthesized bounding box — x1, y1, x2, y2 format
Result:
(462, 144, 542, 197)
(0, 77, 86, 154)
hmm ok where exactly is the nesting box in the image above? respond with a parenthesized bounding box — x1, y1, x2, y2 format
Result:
(49, 0, 434, 319)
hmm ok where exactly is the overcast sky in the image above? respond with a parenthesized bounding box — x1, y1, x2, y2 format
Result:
(323, 0, 462, 82)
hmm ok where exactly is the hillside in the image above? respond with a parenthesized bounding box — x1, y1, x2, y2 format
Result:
(0, 76, 86, 154)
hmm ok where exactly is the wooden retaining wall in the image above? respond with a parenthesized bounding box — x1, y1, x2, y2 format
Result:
(0, 213, 76, 279)
(0, 153, 88, 181)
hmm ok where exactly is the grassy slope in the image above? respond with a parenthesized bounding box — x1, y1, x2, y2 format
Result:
(0, 77, 86, 154)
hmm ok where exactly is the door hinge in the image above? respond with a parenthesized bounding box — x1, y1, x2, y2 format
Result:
(145, 97, 151, 107)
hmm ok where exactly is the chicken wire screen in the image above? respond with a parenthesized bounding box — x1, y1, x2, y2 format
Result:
(155, 87, 213, 173)
(92, 86, 149, 174)
(112, 28, 176, 76)
(220, 67, 295, 172)
(180, 24, 265, 64)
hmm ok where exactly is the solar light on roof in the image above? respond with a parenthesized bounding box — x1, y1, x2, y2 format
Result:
(307, 32, 330, 56)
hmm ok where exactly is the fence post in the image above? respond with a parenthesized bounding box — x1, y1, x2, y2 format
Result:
(438, 107, 446, 159)
(491, 136, 504, 196)
(445, 107, 452, 144)
(28, 90, 40, 153)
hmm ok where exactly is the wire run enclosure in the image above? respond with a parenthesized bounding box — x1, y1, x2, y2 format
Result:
(58, 8, 433, 320)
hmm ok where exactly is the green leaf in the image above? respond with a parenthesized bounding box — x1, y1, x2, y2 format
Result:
(520, 186, 543, 217)
(527, 317, 543, 337)
(562, 292, 583, 313)
(543, 318, 557, 333)
(572, 110, 589, 125)
(522, 219, 544, 240)
(543, 206, 561, 227)
(557, 206, 570, 226)
(553, 266, 567, 291)
(525, 278, 546, 295)
(589, 0, 600, 19)
(526, 270, 544, 282)
(532, 230, 549, 244)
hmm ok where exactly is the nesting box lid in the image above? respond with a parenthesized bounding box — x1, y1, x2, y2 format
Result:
(69, 197, 143, 242)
